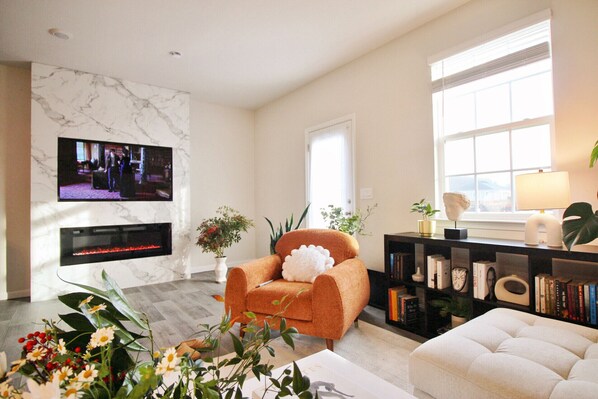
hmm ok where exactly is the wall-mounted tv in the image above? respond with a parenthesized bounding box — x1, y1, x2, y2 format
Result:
(57, 138, 173, 201)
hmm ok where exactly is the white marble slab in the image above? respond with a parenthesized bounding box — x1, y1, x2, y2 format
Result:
(30, 63, 190, 301)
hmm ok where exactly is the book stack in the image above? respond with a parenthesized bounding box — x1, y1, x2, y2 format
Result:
(473, 261, 498, 300)
(389, 252, 415, 281)
(426, 254, 451, 289)
(534, 275, 598, 325)
(388, 286, 419, 324)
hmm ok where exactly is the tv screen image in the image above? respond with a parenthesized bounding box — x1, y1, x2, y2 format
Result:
(57, 138, 173, 201)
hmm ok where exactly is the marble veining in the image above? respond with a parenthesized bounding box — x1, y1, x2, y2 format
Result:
(30, 63, 191, 301)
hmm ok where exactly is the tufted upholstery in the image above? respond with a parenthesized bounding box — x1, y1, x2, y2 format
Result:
(409, 308, 598, 399)
(224, 229, 370, 350)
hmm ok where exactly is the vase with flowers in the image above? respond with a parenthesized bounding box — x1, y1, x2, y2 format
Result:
(0, 271, 311, 399)
(196, 206, 254, 283)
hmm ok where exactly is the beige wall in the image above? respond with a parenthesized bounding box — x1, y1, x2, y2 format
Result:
(0, 65, 31, 299)
(254, 0, 598, 272)
(190, 100, 256, 271)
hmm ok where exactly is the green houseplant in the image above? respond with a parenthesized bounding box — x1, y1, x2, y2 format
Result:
(410, 199, 440, 237)
(429, 296, 471, 328)
(2, 271, 312, 399)
(196, 206, 254, 283)
(562, 141, 598, 250)
(320, 203, 377, 236)
(265, 204, 310, 255)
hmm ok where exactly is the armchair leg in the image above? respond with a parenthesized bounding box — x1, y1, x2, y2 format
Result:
(325, 339, 334, 351)
(354, 318, 359, 328)
(239, 323, 246, 339)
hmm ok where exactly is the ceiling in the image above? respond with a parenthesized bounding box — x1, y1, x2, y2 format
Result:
(0, 0, 470, 110)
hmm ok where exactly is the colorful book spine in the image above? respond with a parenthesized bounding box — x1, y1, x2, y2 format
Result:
(590, 282, 597, 325)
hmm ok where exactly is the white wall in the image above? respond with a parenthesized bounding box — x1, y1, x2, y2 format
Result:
(254, 0, 598, 272)
(189, 100, 256, 272)
(0, 65, 31, 299)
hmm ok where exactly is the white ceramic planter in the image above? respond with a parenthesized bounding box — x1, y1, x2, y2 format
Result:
(214, 256, 228, 283)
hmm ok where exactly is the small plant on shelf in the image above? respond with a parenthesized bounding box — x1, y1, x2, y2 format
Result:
(429, 296, 471, 328)
(410, 199, 439, 237)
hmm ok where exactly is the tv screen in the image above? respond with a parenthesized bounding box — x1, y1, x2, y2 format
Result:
(57, 138, 173, 201)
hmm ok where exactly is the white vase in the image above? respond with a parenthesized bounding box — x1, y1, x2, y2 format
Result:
(214, 256, 228, 283)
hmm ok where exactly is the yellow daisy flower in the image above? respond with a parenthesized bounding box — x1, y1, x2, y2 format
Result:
(76, 365, 98, 382)
(88, 304, 106, 314)
(63, 382, 83, 399)
(0, 381, 18, 398)
(89, 327, 115, 348)
(25, 346, 47, 362)
(55, 339, 67, 356)
(53, 366, 73, 383)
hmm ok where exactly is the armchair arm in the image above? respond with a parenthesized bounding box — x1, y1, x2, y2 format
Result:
(224, 254, 283, 319)
(312, 258, 370, 340)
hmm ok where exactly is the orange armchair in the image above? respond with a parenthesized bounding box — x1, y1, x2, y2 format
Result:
(224, 229, 370, 351)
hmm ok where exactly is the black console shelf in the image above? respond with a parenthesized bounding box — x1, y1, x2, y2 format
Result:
(384, 232, 598, 338)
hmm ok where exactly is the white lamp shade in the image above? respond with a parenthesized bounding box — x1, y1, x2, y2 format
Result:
(515, 171, 571, 211)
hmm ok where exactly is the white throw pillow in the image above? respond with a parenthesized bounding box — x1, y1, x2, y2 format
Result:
(282, 244, 335, 283)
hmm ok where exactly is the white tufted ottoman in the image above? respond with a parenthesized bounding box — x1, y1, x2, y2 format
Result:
(409, 308, 598, 399)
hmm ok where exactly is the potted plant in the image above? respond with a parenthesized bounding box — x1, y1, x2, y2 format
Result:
(320, 203, 377, 236)
(196, 206, 253, 283)
(562, 140, 598, 250)
(265, 204, 310, 255)
(410, 199, 440, 237)
(2, 271, 311, 398)
(429, 296, 471, 328)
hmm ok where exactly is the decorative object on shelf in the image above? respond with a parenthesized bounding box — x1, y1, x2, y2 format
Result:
(451, 266, 469, 293)
(265, 204, 310, 255)
(429, 296, 471, 328)
(3, 271, 309, 399)
(412, 266, 425, 283)
(562, 143, 598, 250)
(196, 205, 254, 283)
(495, 275, 530, 306)
(515, 170, 571, 247)
(320, 203, 377, 236)
(410, 198, 439, 237)
(442, 192, 470, 239)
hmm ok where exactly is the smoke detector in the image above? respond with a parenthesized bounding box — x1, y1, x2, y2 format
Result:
(48, 28, 72, 40)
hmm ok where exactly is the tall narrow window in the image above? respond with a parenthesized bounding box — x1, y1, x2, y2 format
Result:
(431, 16, 554, 219)
(306, 118, 354, 228)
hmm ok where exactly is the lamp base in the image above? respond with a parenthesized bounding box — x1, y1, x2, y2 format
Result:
(524, 213, 563, 248)
(444, 228, 468, 239)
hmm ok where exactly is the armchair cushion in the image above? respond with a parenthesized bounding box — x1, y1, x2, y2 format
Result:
(282, 244, 334, 283)
(247, 280, 313, 321)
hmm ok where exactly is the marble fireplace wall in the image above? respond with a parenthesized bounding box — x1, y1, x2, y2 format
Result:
(30, 63, 190, 302)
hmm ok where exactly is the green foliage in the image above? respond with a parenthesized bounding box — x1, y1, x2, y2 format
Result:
(320, 203, 377, 236)
(7, 272, 312, 399)
(265, 204, 310, 255)
(590, 140, 598, 168)
(410, 199, 440, 220)
(196, 206, 254, 257)
(562, 202, 598, 250)
(429, 296, 471, 318)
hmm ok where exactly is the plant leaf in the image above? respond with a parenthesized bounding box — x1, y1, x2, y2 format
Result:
(101, 270, 149, 330)
(295, 204, 310, 229)
(590, 139, 598, 168)
(563, 202, 598, 250)
(230, 332, 244, 357)
(58, 313, 96, 331)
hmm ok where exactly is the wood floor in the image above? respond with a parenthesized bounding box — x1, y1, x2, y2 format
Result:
(0, 271, 423, 365)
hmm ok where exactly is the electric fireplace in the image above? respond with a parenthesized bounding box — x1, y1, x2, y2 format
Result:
(60, 223, 172, 266)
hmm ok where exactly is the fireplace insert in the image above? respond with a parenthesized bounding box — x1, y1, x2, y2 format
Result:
(60, 223, 172, 266)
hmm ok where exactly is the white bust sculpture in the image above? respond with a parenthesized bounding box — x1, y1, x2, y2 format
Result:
(443, 192, 471, 222)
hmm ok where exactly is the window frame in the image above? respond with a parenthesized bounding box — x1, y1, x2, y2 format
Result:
(431, 15, 556, 222)
(304, 114, 356, 228)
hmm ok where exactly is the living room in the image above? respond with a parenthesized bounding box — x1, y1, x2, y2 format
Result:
(0, 0, 597, 398)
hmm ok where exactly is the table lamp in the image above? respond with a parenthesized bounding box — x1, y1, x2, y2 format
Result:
(515, 170, 570, 248)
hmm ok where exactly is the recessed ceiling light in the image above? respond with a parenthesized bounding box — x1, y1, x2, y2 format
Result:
(48, 28, 72, 40)
(169, 51, 182, 59)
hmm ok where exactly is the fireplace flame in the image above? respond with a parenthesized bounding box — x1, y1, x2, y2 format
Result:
(73, 244, 162, 256)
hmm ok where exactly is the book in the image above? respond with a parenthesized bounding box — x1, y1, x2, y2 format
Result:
(535, 274, 549, 313)
(539, 274, 547, 314)
(426, 255, 443, 289)
(589, 281, 597, 325)
(387, 286, 407, 322)
(436, 258, 451, 290)
(474, 261, 497, 301)
(584, 282, 591, 323)
(393, 252, 415, 281)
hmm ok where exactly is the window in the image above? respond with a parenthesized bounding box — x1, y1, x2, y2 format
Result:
(306, 117, 354, 228)
(431, 16, 554, 219)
